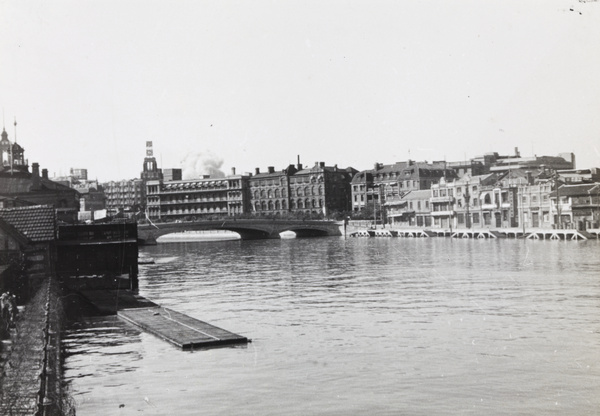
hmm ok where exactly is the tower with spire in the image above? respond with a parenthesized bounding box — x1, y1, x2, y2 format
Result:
(0, 119, 28, 176)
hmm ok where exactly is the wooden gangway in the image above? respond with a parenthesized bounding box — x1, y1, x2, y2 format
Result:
(118, 307, 249, 350)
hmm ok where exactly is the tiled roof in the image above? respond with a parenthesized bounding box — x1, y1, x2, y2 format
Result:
(0, 217, 30, 246)
(552, 183, 599, 198)
(0, 205, 57, 242)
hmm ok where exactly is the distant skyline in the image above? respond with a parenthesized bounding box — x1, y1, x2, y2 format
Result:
(2, 0, 600, 181)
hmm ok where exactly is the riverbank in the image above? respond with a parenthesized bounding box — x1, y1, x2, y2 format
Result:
(0, 278, 74, 416)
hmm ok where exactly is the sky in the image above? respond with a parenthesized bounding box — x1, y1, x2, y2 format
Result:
(1, 0, 600, 181)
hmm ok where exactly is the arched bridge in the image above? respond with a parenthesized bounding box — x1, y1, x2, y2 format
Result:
(137, 219, 344, 244)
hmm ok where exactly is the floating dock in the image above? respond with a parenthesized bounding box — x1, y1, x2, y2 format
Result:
(118, 307, 249, 350)
(77, 289, 249, 349)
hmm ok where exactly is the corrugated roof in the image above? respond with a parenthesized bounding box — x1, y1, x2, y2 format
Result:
(0, 205, 57, 242)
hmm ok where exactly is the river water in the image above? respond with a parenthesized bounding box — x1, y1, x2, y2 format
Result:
(63, 237, 600, 415)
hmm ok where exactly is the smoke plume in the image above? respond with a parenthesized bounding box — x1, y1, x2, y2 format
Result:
(180, 151, 226, 179)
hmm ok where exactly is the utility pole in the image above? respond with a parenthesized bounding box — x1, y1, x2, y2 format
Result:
(465, 181, 471, 229)
(373, 185, 377, 229)
(555, 173, 562, 229)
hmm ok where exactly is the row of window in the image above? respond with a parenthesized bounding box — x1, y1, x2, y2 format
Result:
(252, 186, 324, 199)
(254, 198, 324, 211)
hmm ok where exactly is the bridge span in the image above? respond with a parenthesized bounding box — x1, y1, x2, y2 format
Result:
(137, 219, 344, 244)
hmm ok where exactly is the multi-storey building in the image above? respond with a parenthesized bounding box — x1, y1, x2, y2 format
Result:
(550, 183, 600, 230)
(248, 161, 356, 217)
(289, 162, 356, 216)
(70, 168, 88, 181)
(248, 165, 295, 216)
(385, 190, 431, 227)
(351, 160, 457, 213)
(0, 127, 80, 222)
(162, 168, 182, 182)
(471, 148, 575, 174)
(145, 172, 250, 221)
(102, 179, 145, 213)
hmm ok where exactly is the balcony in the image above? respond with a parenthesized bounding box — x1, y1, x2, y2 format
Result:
(430, 210, 455, 217)
(430, 196, 455, 204)
(481, 203, 498, 210)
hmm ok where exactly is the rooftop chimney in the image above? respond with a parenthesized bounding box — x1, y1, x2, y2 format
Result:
(526, 171, 533, 185)
(319, 162, 325, 168)
(268, 166, 275, 174)
(231, 167, 236, 175)
(297, 155, 302, 170)
(42, 168, 48, 179)
(31, 163, 41, 190)
(255, 167, 260, 175)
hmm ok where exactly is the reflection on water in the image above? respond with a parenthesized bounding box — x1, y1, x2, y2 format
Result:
(64, 238, 600, 415)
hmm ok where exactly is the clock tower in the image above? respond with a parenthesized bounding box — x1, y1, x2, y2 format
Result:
(141, 141, 163, 181)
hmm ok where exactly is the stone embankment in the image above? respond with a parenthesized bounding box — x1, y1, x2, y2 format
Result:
(0, 278, 74, 416)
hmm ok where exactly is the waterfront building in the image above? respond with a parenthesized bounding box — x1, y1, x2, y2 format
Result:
(509, 169, 555, 230)
(385, 190, 431, 227)
(249, 165, 296, 216)
(550, 183, 600, 230)
(351, 160, 456, 213)
(145, 173, 250, 221)
(428, 173, 514, 230)
(475, 181, 520, 229)
(248, 161, 356, 218)
(289, 162, 356, 217)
